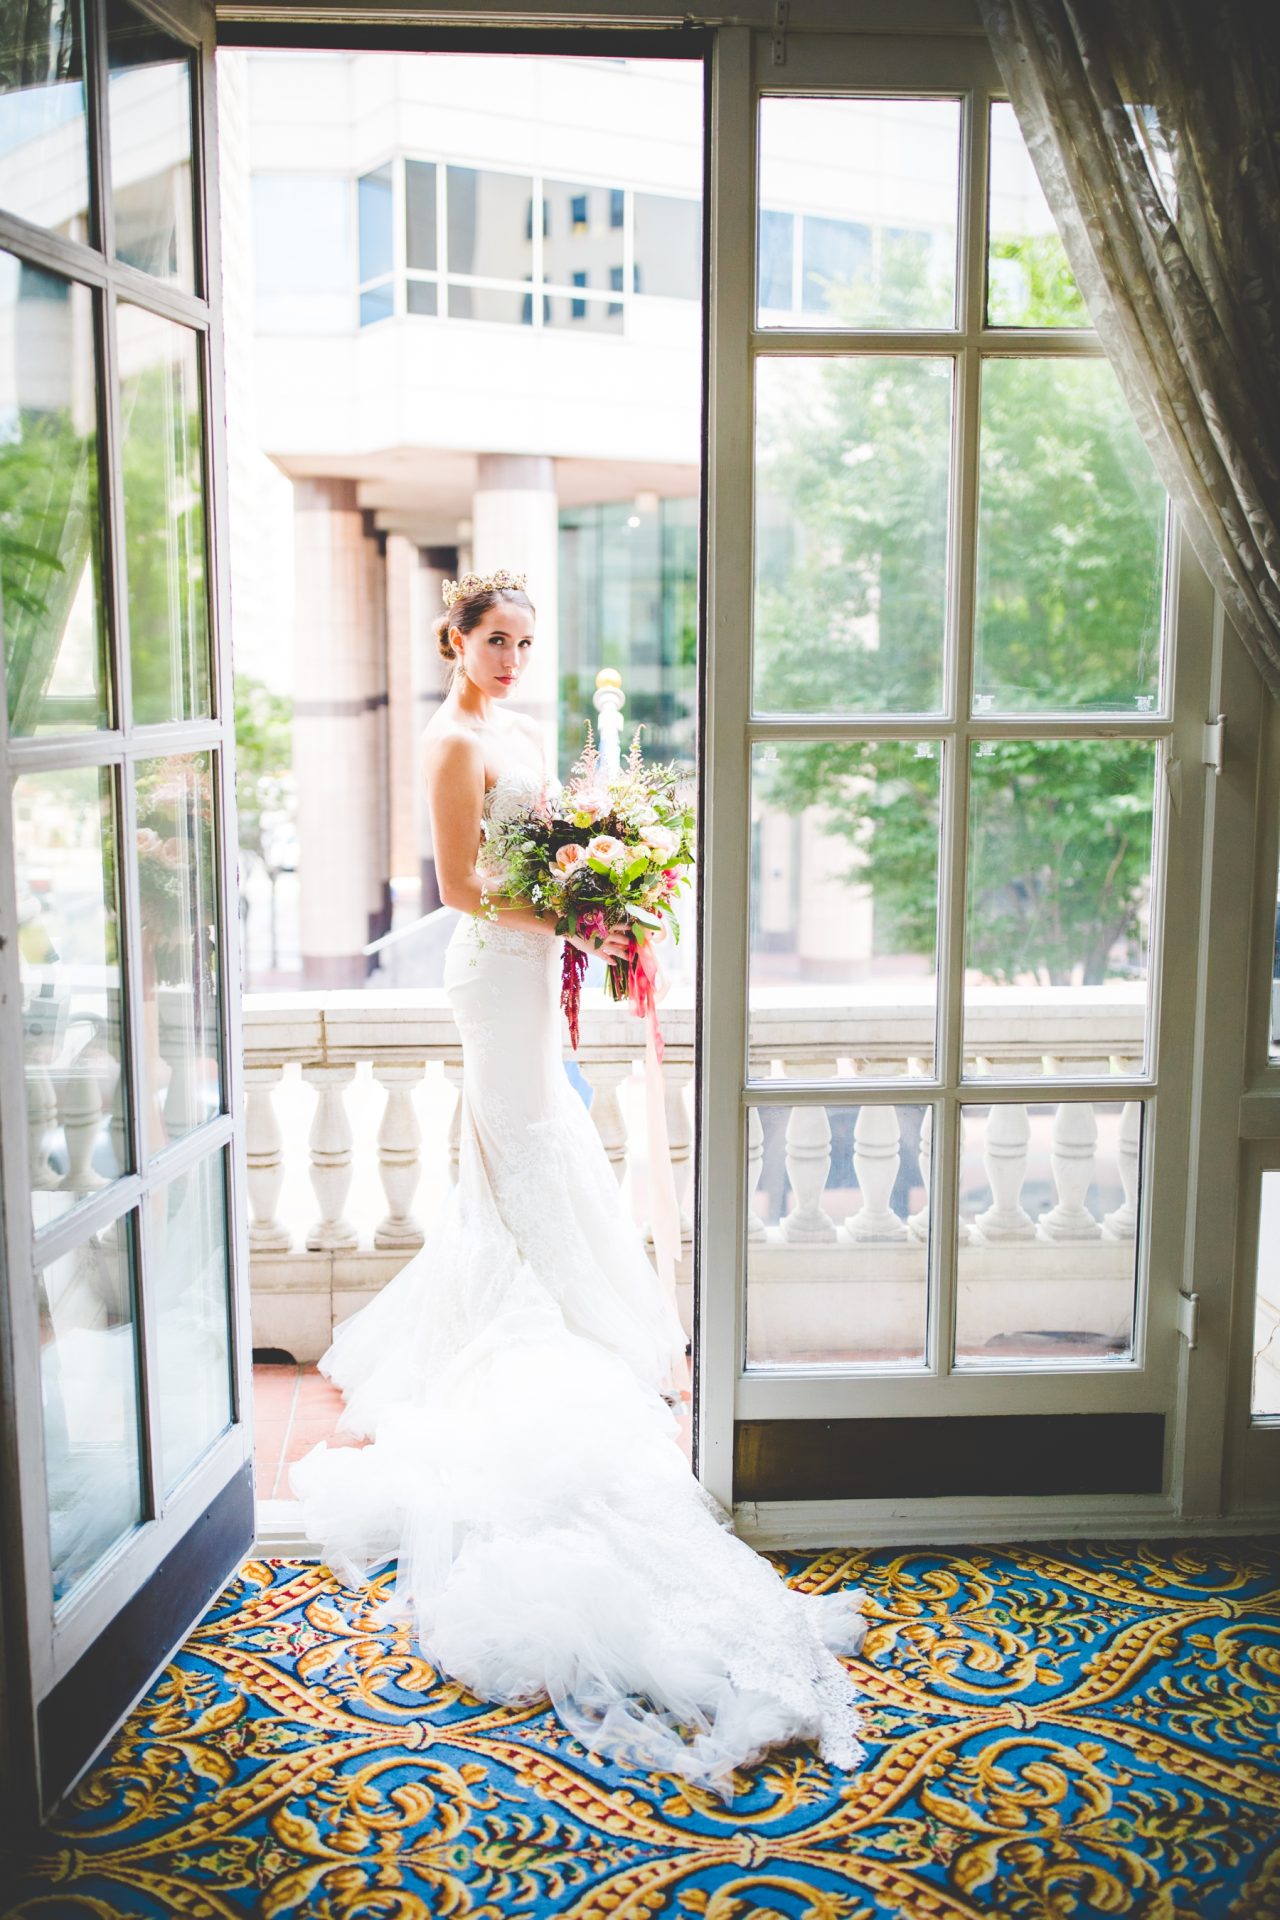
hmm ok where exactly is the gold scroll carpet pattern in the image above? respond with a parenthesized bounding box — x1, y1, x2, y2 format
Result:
(6, 1539, 1280, 1918)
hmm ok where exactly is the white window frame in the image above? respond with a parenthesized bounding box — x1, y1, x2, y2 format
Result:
(698, 25, 1238, 1543)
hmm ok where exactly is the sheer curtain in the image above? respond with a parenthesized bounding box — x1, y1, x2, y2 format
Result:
(976, 0, 1280, 696)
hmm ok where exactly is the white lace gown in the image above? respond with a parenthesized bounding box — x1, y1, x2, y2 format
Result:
(291, 764, 867, 1795)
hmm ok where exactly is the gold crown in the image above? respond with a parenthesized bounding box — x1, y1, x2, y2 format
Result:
(441, 568, 529, 609)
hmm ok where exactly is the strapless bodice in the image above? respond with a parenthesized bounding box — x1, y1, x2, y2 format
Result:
(482, 764, 560, 824)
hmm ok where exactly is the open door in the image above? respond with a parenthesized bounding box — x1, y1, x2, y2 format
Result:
(0, 0, 251, 1823)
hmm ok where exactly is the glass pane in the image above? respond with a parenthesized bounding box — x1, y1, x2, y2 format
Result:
(964, 740, 1156, 1078)
(0, 254, 108, 735)
(406, 279, 437, 317)
(1271, 835, 1280, 1064)
(135, 750, 223, 1154)
(1253, 1170, 1280, 1419)
(974, 358, 1167, 713)
(633, 192, 700, 300)
(106, 0, 195, 291)
(446, 166, 533, 281)
(15, 766, 129, 1230)
(40, 1215, 143, 1605)
(987, 102, 1088, 328)
(758, 97, 959, 329)
(405, 158, 436, 271)
(446, 283, 527, 326)
(150, 1150, 232, 1488)
(357, 165, 392, 283)
(546, 292, 623, 333)
(359, 282, 393, 326)
(118, 303, 209, 725)
(956, 1101, 1141, 1366)
(745, 1102, 931, 1367)
(753, 355, 951, 714)
(749, 741, 940, 1079)
(543, 177, 612, 287)
(0, 0, 90, 240)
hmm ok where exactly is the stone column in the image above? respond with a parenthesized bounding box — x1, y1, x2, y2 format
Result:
(471, 454, 559, 771)
(363, 510, 392, 952)
(292, 476, 389, 987)
(414, 545, 456, 913)
(385, 532, 420, 894)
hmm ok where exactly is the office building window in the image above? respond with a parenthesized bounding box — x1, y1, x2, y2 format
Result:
(353, 157, 704, 330)
(559, 497, 698, 773)
(446, 166, 533, 280)
(357, 166, 392, 283)
(405, 159, 436, 271)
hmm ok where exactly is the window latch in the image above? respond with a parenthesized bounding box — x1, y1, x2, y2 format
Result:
(1202, 714, 1226, 774)
(771, 0, 789, 66)
(1176, 1289, 1200, 1348)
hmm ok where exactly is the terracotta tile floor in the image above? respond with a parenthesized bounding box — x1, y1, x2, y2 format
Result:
(254, 1360, 693, 1502)
(252, 1362, 361, 1500)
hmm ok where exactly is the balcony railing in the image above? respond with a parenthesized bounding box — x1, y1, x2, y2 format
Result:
(243, 984, 1157, 1368)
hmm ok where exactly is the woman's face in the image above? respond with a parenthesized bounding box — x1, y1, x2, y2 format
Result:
(452, 600, 535, 699)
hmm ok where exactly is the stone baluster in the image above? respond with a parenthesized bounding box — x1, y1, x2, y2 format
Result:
(303, 1063, 358, 1252)
(974, 1103, 1036, 1241)
(782, 1102, 835, 1243)
(158, 989, 201, 1137)
(373, 1062, 426, 1250)
(664, 1059, 695, 1247)
(443, 1057, 464, 1184)
(746, 1105, 765, 1241)
(245, 1064, 291, 1252)
(1103, 1100, 1141, 1241)
(1038, 1101, 1101, 1241)
(847, 1103, 906, 1242)
(907, 1105, 931, 1243)
(27, 1066, 60, 1192)
(57, 1072, 107, 1195)
(580, 1058, 629, 1186)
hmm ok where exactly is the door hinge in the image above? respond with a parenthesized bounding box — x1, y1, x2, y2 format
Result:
(771, 0, 789, 65)
(1202, 714, 1226, 774)
(1176, 1289, 1200, 1348)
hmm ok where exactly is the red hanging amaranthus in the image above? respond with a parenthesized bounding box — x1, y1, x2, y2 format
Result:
(561, 941, 589, 1050)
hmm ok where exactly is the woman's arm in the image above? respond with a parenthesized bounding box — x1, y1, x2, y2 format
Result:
(424, 730, 629, 957)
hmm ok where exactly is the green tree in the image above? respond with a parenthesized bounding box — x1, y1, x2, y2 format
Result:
(755, 234, 1166, 986)
(234, 674, 293, 971)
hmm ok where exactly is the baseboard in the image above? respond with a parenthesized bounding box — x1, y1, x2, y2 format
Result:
(734, 1495, 1280, 1549)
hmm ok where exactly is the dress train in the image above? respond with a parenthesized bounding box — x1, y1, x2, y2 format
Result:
(291, 768, 867, 1796)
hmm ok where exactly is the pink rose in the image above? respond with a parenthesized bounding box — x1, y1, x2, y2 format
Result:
(554, 843, 588, 874)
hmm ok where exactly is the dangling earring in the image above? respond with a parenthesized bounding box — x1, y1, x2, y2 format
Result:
(454, 649, 467, 682)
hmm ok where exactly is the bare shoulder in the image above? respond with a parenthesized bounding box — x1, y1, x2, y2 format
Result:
(422, 721, 483, 782)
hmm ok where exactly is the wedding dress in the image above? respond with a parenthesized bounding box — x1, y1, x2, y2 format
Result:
(291, 764, 867, 1796)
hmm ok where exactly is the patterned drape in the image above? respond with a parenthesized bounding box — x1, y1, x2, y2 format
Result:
(975, 0, 1280, 697)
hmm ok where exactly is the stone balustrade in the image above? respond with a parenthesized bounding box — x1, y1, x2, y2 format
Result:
(242, 984, 1163, 1366)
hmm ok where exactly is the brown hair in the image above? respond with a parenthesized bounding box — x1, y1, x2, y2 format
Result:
(434, 584, 537, 680)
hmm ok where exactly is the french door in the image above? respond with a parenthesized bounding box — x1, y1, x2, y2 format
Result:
(697, 27, 1217, 1535)
(0, 0, 251, 1822)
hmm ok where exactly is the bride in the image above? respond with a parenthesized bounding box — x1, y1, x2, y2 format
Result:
(291, 569, 868, 1796)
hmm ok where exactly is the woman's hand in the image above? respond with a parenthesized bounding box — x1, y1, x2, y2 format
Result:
(567, 924, 633, 963)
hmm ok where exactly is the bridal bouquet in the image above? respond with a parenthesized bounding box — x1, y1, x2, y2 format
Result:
(478, 724, 695, 1050)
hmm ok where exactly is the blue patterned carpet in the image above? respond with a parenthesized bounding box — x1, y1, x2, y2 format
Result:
(6, 1539, 1280, 1918)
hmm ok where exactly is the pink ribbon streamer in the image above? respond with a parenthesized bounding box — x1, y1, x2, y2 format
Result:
(628, 933, 691, 1404)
